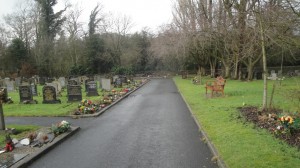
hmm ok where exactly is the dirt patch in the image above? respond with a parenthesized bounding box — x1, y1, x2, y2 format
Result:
(239, 106, 300, 148)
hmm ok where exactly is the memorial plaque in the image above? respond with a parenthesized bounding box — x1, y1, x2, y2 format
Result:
(19, 85, 33, 102)
(31, 84, 38, 96)
(42, 86, 61, 104)
(67, 85, 82, 102)
(86, 81, 99, 96)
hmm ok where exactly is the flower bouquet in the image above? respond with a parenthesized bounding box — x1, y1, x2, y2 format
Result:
(51, 120, 71, 136)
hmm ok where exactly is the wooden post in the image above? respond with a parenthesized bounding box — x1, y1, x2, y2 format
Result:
(0, 101, 5, 130)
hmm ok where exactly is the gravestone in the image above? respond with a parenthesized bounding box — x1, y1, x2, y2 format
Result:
(114, 78, 122, 88)
(68, 79, 78, 85)
(84, 79, 92, 92)
(86, 81, 99, 96)
(42, 86, 61, 104)
(15, 77, 21, 87)
(19, 85, 37, 104)
(30, 83, 38, 96)
(113, 75, 119, 83)
(6, 81, 15, 92)
(67, 85, 82, 102)
(120, 76, 127, 84)
(58, 77, 66, 88)
(46, 83, 59, 96)
(101, 78, 111, 91)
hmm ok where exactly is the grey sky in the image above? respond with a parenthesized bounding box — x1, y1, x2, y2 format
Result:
(0, 0, 173, 32)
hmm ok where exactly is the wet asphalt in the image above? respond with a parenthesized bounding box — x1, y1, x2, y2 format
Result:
(5, 79, 218, 168)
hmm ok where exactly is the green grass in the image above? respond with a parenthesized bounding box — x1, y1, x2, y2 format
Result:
(174, 76, 300, 168)
(2, 82, 137, 116)
(0, 125, 40, 147)
(3, 84, 105, 116)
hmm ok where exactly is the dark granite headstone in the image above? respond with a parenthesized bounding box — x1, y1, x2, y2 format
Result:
(67, 85, 82, 102)
(42, 86, 61, 104)
(86, 81, 99, 96)
(120, 76, 127, 84)
(19, 85, 36, 103)
(114, 78, 122, 88)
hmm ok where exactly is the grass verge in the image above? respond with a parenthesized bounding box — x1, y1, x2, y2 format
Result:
(174, 76, 300, 168)
(0, 125, 41, 147)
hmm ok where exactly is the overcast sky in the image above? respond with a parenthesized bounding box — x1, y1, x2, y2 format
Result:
(0, 0, 174, 33)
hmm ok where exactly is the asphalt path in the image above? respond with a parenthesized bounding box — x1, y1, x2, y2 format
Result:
(6, 79, 218, 168)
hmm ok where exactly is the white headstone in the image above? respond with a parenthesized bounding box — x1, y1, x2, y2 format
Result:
(101, 78, 111, 91)
(58, 77, 66, 88)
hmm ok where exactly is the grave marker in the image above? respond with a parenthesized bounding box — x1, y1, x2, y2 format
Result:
(86, 81, 99, 96)
(101, 79, 111, 91)
(42, 86, 61, 104)
(67, 85, 82, 102)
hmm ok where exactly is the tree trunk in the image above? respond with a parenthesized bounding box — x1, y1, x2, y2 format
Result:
(224, 64, 231, 78)
(259, 15, 268, 110)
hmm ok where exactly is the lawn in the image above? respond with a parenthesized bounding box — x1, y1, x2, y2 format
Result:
(174, 76, 300, 168)
(2, 82, 138, 116)
(2, 83, 105, 116)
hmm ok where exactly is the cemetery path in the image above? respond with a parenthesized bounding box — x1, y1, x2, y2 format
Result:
(6, 79, 218, 168)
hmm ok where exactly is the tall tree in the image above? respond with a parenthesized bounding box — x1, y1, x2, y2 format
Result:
(35, 0, 66, 76)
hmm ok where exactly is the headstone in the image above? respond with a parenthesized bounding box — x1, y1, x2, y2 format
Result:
(114, 78, 122, 88)
(19, 85, 33, 103)
(120, 76, 127, 84)
(84, 79, 92, 92)
(30, 83, 38, 96)
(46, 83, 59, 96)
(67, 85, 82, 102)
(58, 77, 66, 88)
(113, 75, 119, 83)
(86, 81, 99, 96)
(42, 86, 61, 104)
(15, 77, 21, 87)
(278, 70, 282, 77)
(101, 78, 111, 91)
(68, 79, 78, 85)
(6, 81, 15, 92)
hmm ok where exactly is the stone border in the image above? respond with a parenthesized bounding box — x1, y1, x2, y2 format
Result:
(174, 80, 228, 168)
(11, 126, 80, 168)
(69, 79, 150, 118)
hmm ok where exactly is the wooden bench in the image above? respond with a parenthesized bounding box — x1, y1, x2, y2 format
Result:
(205, 76, 226, 97)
